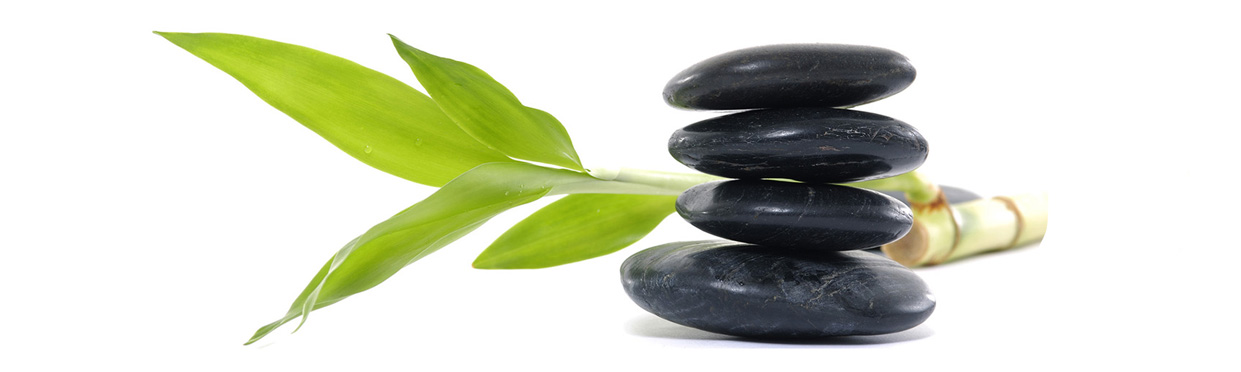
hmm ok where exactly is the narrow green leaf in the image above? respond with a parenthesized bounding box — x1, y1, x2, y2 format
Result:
(473, 194, 677, 269)
(245, 162, 598, 344)
(390, 35, 584, 171)
(157, 32, 513, 187)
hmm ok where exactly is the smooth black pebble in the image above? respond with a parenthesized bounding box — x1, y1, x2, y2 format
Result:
(668, 108, 928, 183)
(677, 180, 912, 251)
(621, 240, 935, 338)
(663, 44, 916, 110)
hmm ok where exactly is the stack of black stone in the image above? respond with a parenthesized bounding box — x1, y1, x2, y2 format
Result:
(621, 45, 938, 339)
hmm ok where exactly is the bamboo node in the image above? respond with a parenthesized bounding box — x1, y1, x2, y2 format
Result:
(993, 195, 1026, 250)
(926, 190, 963, 265)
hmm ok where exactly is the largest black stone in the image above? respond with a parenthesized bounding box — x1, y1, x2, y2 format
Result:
(677, 180, 913, 251)
(663, 44, 916, 110)
(669, 108, 928, 183)
(621, 240, 936, 338)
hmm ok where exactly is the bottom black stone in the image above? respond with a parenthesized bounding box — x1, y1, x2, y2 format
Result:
(621, 240, 935, 339)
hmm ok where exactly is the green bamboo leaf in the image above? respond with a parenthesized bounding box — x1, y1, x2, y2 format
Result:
(390, 35, 584, 171)
(473, 194, 677, 269)
(157, 32, 513, 187)
(245, 162, 599, 344)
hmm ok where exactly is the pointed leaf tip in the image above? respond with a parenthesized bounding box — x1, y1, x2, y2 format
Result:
(391, 39, 584, 171)
(244, 163, 597, 344)
(157, 32, 513, 187)
(474, 194, 676, 269)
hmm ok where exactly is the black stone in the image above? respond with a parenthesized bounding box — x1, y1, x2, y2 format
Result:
(663, 44, 916, 110)
(621, 240, 935, 338)
(877, 185, 983, 208)
(677, 180, 913, 251)
(668, 108, 928, 183)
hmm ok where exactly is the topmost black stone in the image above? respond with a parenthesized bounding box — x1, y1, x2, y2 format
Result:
(663, 44, 916, 110)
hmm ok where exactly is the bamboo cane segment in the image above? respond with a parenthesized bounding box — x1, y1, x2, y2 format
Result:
(883, 191, 1049, 267)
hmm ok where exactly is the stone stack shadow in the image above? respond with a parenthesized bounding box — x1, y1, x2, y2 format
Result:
(622, 44, 938, 339)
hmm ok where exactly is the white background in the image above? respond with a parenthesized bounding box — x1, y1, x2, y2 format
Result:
(2, 0, 1238, 370)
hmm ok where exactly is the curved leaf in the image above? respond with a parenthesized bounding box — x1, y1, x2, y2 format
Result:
(245, 162, 598, 344)
(157, 32, 513, 187)
(473, 194, 677, 269)
(390, 35, 583, 171)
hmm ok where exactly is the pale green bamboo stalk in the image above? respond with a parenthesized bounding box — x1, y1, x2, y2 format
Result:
(591, 167, 724, 191)
(851, 171, 1049, 267)
(552, 167, 722, 195)
(849, 171, 941, 204)
(883, 191, 1049, 266)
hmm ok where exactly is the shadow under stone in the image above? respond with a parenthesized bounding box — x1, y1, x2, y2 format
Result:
(624, 314, 934, 346)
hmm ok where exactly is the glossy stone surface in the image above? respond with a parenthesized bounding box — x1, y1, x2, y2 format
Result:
(668, 108, 928, 183)
(621, 240, 935, 338)
(877, 185, 983, 207)
(677, 180, 913, 251)
(663, 44, 916, 110)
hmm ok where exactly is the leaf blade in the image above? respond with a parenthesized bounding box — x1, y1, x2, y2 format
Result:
(157, 32, 513, 187)
(473, 194, 677, 269)
(390, 35, 583, 171)
(245, 162, 598, 344)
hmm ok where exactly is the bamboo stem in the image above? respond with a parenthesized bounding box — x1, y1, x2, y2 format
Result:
(562, 167, 721, 195)
(879, 187, 957, 266)
(601, 167, 724, 190)
(848, 171, 939, 204)
(883, 191, 1049, 267)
